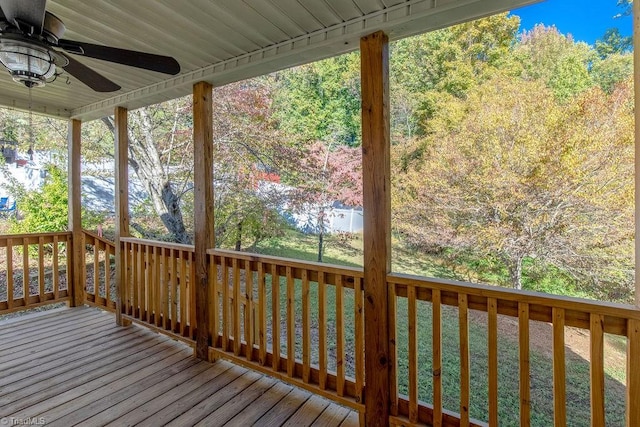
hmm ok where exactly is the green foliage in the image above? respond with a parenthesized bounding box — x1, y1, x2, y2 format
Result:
(9, 165, 104, 234)
(389, 13, 520, 137)
(595, 28, 632, 58)
(518, 25, 595, 101)
(273, 53, 361, 145)
(393, 73, 634, 297)
(591, 53, 633, 93)
(10, 165, 68, 233)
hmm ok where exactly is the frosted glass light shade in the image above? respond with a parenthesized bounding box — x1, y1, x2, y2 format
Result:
(0, 44, 56, 87)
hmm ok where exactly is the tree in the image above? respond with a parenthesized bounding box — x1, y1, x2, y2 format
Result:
(272, 53, 361, 146)
(595, 28, 632, 58)
(211, 79, 303, 250)
(101, 99, 193, 244)
(393, 74, 633, 298)
(591, 52, 633, 94)
(389, 13, 520, 138)
(96, 78, 298, 247)
(292, 142, 362, 262)
(8, 165, 103, 234)
(517, 25, 595, 102)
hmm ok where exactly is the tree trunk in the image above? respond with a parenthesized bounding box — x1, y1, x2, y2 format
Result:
(235, 220, 242, 251)
(102, 111, 191, 244)
(509, 256, 524, 290)
(317, 229, 324, 262)
(317, 206, 325, 262)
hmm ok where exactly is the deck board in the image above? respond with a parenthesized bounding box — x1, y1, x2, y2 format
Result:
(0, 307, 358, 426)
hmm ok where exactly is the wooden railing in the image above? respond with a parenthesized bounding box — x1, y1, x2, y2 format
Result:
(387, 273, 640, 427)
(83, 231, 117, 311)
(120, 237, 196, 341)
(207, 249, 365, 411)
(7, 231, 634, 424)
(117, 237, 365, 412)
(0, 232, 72, 314)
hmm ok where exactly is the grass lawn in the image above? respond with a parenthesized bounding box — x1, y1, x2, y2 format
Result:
(255, 229, 628, 426)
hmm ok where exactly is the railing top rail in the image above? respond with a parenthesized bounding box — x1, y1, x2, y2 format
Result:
(210, 248, 364, 278)
(120, 236, 195, 252)
(82, 230, 116, 248)
(389, 272, 640, 321)
(0, 231, 71, 247)
(0, 231, 72, 240)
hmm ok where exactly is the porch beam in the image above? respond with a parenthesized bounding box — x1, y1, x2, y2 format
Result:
(115, 106, 131, 326)
(68, 119, 84, 307)
(193, 81, 214, 360)
(361, 31, 391, 426)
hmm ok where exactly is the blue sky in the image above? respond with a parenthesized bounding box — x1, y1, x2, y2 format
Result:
(510, 0, 632, 45)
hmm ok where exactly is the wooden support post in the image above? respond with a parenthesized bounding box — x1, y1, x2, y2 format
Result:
(115, 106, 131, 326)
(361, 30, 391, 426)
(68, 119, 84, 307)
(634, 0, 640, 307)
(194, 81, 214, 361)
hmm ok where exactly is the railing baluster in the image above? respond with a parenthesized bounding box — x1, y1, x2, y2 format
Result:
(302, 269, 310, 383)
(38, 236, 45, 302)
(145, 244, 151, 322)
(135, 243, 143, 318)
(171, 249, 178, 332)
(93, 237, 100, 302)
(162, 247, 169, 329)
(6, 239, 13, 309)
(627, 319, 640, 427)
(52, 236, 59, 300)
(155, 245, 162, 325)
(286, 265, 295, 377)
(123, 241, 130, 315)
(336, 274, 345, 397)
(354, 276, 364, 403)
(553, 307, 566, 427)
(245, 259, 253, 361)
(590, 313, 605, 426)
(258, 262, 266, 365)
(221, 256, 229, 350)
(209, 254, 217, 346)
(190, 255, 196, 339)
(459, 293, 470, 427)
(104, 242, 110, 305)
(389, 281, 398, 416)
(179, 250, 187, 336)
(408, 284, 418, 423)
(519, 302, 530, 427)
(233, 257, 241, 356)
(432, 289, 443, 425)
(271, 264, 281, 372)
(318, 271, 327, 390)
(22, 239, 29, 304)
(488, 297, 498, 427)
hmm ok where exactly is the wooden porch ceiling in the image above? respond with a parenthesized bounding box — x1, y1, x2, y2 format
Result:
(0, 307, 358, 426)
(0, 0, 540, 122)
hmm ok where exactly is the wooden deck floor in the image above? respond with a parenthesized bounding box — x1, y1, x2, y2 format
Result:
(0, 307, 359, 426)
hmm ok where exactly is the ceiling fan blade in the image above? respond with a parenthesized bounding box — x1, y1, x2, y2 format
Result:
(0, 0, 46, 34)
(59, 39, 180, 75)
(62, 55, 121, 92)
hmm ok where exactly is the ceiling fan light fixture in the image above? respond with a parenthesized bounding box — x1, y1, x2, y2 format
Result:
(0, 43, 55, 87)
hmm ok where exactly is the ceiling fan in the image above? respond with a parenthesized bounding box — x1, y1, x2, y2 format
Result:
(0, 0, 180, 92)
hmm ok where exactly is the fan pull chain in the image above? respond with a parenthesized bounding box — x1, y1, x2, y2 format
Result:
(27, 53, 34, 163)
